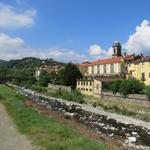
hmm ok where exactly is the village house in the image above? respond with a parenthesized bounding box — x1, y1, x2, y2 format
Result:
(35, 64, 64, 80)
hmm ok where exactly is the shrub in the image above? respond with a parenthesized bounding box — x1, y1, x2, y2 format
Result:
(28, 83, 47, 93)
(119, 78, 145, 98)
(39, 71, 51, 87)
(119, 79, 131, 98)
(145, 85, 150, 101)
(52, 90, 84, 104)
(129, 78, 145, 94)
(110, 80, 122, 95)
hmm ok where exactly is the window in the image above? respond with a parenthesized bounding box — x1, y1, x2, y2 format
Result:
(97, 65, 100, 74)
(110, 64, 114, 73)
(96, 84, 99, 90)
(86, 81, 88, 85)
(92, 66, 94, 74)
(141, 73, 145, 81)
(149, 72, 150, 78)
(103, 65, 106, 73)
(86, 88, 88, 91)
(90, 81, 92, 86)
(78, 81, 80, 85)
(89, 89, 92, 91)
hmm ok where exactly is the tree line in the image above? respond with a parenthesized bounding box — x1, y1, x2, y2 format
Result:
(110, 78, 150, 100)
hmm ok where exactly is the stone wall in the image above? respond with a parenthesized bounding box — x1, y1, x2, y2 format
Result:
(8, 84, 150, 150)
(48, 83, 71, 92)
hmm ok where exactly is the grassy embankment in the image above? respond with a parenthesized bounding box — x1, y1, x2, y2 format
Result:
(31, 85, 150, 122)
(85, 95, 150, 122)
(0, 85, 108, 150)
(42, 87, 150, 122)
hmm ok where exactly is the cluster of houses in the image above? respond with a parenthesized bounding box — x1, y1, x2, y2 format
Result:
(76, 41, 150, 96)
(35, 63, 64, 80)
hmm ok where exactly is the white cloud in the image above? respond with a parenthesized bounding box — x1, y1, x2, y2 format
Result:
(0, 4, 36, 28)
(89, 44, 105, 55)
(89, 44, 113, 58)
(124, 20, 150, 54)
(106, 47, 113, 56)
(0, 33, 87, 63)
(0, 33, 26, 51)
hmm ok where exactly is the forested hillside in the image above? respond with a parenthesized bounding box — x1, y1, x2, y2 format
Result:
(0, 57, 65, 78)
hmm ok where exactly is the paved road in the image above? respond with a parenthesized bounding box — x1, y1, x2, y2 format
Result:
(0, 103, 35, 150)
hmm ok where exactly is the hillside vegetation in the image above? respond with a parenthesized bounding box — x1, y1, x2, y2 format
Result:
(0, 57, 65, 78)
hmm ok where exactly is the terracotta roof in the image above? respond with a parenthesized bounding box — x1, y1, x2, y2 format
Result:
(79, 57, 123, 67)
(129, 56, 150, 63)
(79, 62, 91, 67)
(91, 57, 123, 65)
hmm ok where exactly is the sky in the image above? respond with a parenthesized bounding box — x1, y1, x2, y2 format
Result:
(0, 0, 150, 63)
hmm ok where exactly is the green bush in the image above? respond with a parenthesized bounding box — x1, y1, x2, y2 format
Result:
(98, 103, 136, 117)
(119, 78, 145, 98)
(129, 78, 145, 94)
(39, 71, 51, 87)
(119, 79, 131, 98)
(50, 90, 84, 104)
(110, 80, 122, 95)
(29, 83, 47, 93)
(145, 85, 150, 101)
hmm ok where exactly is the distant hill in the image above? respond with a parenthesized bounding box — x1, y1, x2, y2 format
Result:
(0, 57, 65, 77)
(0, 57, 65, 68)
(0, 59, 6, 65)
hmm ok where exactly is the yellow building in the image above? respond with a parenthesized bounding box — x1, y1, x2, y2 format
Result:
(78, 42, 126, 78)
(127, 57, 150, 85)
(76, 75, 123, 96)
(77, 41, 126, 96)
(76, 79, 102, 96)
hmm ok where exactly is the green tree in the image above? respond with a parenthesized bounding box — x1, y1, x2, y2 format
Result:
(57, 69, 65, 85)
(119, 78, 145, 98)
(145, 85, 150, 101)
(39, 71, 51, 87)
(110, 80, 122, 95)
(119, 79, 131, 98)
(59, 63, 82, 89)
(129, 78, 145, 94)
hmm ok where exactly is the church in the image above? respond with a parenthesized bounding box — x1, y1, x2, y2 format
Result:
(76, 41, 150, 96)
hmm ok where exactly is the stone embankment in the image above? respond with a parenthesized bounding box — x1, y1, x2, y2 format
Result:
(9, 84, 150, 150)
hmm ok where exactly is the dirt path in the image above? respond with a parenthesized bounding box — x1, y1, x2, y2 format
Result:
(0, 102, 36, 150)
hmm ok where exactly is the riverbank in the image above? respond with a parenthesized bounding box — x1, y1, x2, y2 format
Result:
(0, 85, 109, 150)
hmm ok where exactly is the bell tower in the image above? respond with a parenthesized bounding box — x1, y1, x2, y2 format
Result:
(112, 41, 122, 57)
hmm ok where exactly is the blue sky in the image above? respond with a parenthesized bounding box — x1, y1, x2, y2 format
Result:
(0, 0, 150, 62)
